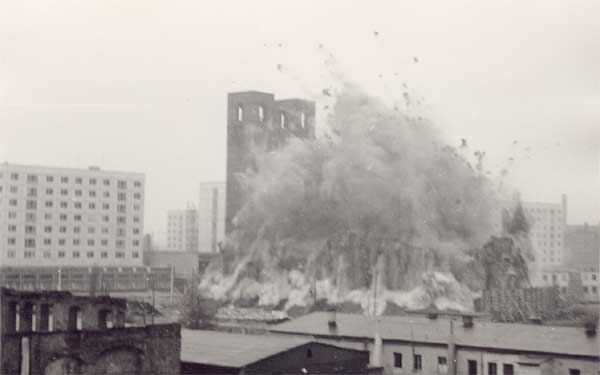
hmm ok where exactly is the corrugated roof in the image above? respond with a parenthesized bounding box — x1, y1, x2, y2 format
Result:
(270, 312, 599, 358)
(180, 329, 313, 368)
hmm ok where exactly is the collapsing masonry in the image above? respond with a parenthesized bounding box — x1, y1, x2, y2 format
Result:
(201, 83, 533, 314)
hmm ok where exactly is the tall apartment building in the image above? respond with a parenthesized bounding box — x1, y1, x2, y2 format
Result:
(0, 163, 145, 267)
(496, 194, 567, 285)
(166, 208, 199, 252)
(226, 91, 316, 233)
(198, 182, 225, 253)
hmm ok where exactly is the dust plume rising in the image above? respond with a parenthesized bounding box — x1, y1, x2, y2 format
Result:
(202, 83, 499, 314)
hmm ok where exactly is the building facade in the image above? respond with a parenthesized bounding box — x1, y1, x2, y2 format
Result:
(0, 163, 145, 267)
(0, 287, 180, 375)
(167, 209, 199, 252)
(565, 223, 599, 272)
(198, 181, 225, 253)
(225, 91, 316, 233)
(271, 312, 599, 375)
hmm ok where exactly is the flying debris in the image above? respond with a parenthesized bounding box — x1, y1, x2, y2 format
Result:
(318, 43, 324, 49)
(276, 64, 283, 71)
(460, 138, 468, 148)
(322, 88, 332, 97)
(513, 140, 518, 144)
(402, 92, 410, 106)
(373, 31, 379, 37)
(413, 56, 419, 63)
(278, 43, 283, 47)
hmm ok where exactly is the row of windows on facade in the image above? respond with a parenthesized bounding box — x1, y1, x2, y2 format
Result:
(7, 237, 141, 248)
(5, 211, 140, 224)
(5, 302, 117, 334)
(582, 285, 599, 294)
(7, 224, 141, 236)
(6, 200, 141, 213)
(0, 186, 142, 200)
(543, 273, 599, 282)
(0, 172, 142, 188)
(236, 105, 308, 129)
(6, 250, 139, 259)
(391, 352, 519, 375)
(524, 207, 562, 215)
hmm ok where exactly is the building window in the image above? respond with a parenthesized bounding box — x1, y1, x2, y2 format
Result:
(102, 216, 109, 222)
(25, 226, 36, 234)
(132, 252, 139, 258)
(59, 239, 66, 246)
(7, 251, 15, 258)
(117, 204, 126, 213)
(103, 179, 110, 186)
(89, 178, 96, 185)
(103, 203, 109, 210)
(101, 251, 108, 258)
(89, 203, 96, 209)
(438, 357, 447, 374)
(87, 239, 94, 246)
(27, 174, 38, 183)
(593, 286, 598, 294)
(8, 212, 17, 219)
(413, 354, 422, 371)
(101, 227, 109, 234)
(7, 238, 16, 245)
(27, 187, 37, 197)
(75, 190, 82, 196)
(9, 199, 17, 206)
(118, 192, 126, 201)
(134, 181, 141, 188)
(45, 201, 53, 208)
(132, 240, 140, 247)
(60, 177, 68, 183)
(103, 191, 110, 198)
(75, 202, 82, 209)
(593, 274, 597, 281)
(60, 201, 68, 208)
(73, 239, 80, 246)
(133, 228, 140, 235)
(116, 240, 125, 248)
(60, 189, 68, 196)
(117, 216, 126, 224)
(26, 200, 37, 209)
(88, 227, 95, 234)
(503, 364, 514, 375)
(46, 176, 54, 183)
(73, 226, 81, 234)
(24, 251, 35, 258)
(568, 370, 580, 375)
(73, 251, 80, 258)
(116, 252, 125, 258)
(10, 173, 19, 180)
(43, 251, 51, 258)
(133, 216, 140, 223)
(60, 214, 67, 221)
(74, 215, 82, 221)
(87, 251, 94, 258)
(26, 213, 36, 222)
(237, 105, 244, 121)
(468, 360, 477, 375)
(280, 112, 286, 128)
(44, 226, 52, 233)
(58, 251, 65, 258)
(89, 190, 96, 197)
(488, 362, 497, 375)
(134, 192, 141, 199)
(8, 225, 16, 232)
(10, 186, 18, 193)
(101, 239, 108, 246)
(258, 105, 265, 122)
(117, 180, 127, 189)
(393, 353, 402, 368)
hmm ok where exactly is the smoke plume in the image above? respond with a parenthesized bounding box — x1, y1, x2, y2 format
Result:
(202, 82, 499, 313)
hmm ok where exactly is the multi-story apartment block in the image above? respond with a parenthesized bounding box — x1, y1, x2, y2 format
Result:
(166, 208, 198, 252)
(225, 91, 316, 233)
(0, 163, 145, 267)
(565, 223, 599, 272)
(495, 194, 567, 282)
(198, 182, 225, 253)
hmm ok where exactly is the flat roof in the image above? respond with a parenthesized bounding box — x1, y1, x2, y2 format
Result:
(180, 329, 313, 368)
(0, 162, 144, 176)
(270, 312, 599, 358)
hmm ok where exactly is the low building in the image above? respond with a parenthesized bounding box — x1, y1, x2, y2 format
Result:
(180, 329, 378, 374)
(270, 311, 599, 375)
(143, 250, 218, 293)
(0, 287, 180, 374)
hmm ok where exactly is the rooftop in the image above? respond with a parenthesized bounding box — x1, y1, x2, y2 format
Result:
(0, 162, 144, 176)
(270, 312, 599, 358)
(180, 329, 312, 368)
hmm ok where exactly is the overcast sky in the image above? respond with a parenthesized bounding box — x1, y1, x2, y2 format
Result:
(1, 1, 598, 245)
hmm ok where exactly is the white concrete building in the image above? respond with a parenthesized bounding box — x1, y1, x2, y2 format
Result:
(166, 208, 199, 252)
(198, 182, 225, 253)
(0, 163, 145, 267)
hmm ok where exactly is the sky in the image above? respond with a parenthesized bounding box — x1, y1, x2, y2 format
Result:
(1, 1, 598, 246)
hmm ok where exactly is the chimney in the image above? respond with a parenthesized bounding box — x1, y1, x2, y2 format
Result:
(327, 307, 337, 331)
(462, 315, 474, 328)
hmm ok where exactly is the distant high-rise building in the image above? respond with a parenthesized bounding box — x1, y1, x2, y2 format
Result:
(0, 163, 145, 266)
(496, 194, 568, 285)
(565, 223, 599, 272)
(166, 208, 199, 252)
(198, 182, 225, 253)
(225, 91, 316, 233)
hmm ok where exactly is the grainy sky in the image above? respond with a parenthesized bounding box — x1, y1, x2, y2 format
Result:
(1, 1, 598, 245)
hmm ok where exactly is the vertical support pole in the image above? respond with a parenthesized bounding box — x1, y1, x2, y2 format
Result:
(170, 265, 175, 304)
(57, 268, 62, 291)
(448, 320, 456, 375)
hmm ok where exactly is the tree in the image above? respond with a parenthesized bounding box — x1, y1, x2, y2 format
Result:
(180, 286, 218, 329)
